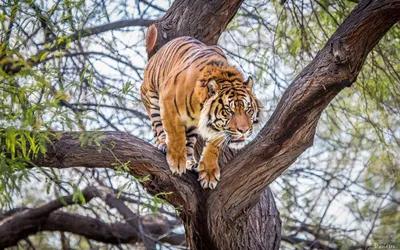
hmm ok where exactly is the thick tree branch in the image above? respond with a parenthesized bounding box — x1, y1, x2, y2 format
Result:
(207, 0, 400, 233)
(0, 211, 185, 247)
(0, 186, 96, 248)
(33, 132, 200, 212)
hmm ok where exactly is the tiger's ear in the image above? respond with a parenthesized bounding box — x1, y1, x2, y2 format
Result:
(208, 79, 219, 96)
(244, 76, 253, 90)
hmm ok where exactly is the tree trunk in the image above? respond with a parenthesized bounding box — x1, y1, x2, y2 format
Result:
(181, 182, 281, 250)
(145, 1, 283, 248)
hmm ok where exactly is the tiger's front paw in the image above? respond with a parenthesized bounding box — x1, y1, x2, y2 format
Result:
(166, 151, 186, 176)
(196, 161, 220, 189)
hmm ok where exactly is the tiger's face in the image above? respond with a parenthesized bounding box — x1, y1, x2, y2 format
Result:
(199, 77, 261, 149)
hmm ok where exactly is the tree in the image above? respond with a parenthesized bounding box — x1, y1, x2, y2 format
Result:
(1, 0, 399, 249)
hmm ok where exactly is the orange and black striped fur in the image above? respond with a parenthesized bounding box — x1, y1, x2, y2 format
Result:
(141, 29, 261, 189)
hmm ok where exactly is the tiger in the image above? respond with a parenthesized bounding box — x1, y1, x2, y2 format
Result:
(140, 25, 261, 189)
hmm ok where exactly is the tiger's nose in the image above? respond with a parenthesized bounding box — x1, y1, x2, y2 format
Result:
(237, 126, 250, 134)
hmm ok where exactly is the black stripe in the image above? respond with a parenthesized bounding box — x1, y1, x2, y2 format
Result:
(209, 125, 220, 132)
(203, 47, 227, 59)
(196, 59, 212, 72)
(178, 47, 193, 61)
(176, 39, 197, 51)
(198, 57, 224, 71)
(146, 60, 156, 86)
(174, 96, 181, 116)
(151, 67, 157, 89)
(186, 126, 197, 134)
(213, 105, 220, 117)
(182, 51, 212, 64)
(188, 90, 195, 113)
(185, 96, 195, 120)
(186, 105, 194, 120)
(196, 59, 224, 69)
(159, 53, 169, 81)
(173, 65, 190, 85)
(161, 42, 178, 78)
(176, 40, 200, 57)
(194, 59, 210, 68)
(155, 48, 168, 80)
(151, 113, 160, 118)
(231, 139, 245, 143)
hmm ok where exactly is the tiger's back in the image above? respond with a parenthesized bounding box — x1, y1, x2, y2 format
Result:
(141, 37, 229, 127)
(143, 36, 227, 92)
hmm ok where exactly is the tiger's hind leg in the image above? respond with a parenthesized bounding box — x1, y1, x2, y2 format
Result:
(185, 126, 198, 170)
(141, 87, 167, 153)
(152, 114, 167, 153)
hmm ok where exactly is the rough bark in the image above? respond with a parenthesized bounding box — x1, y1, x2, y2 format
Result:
(146, 0, 244, 58)
(3, 0, 400, 249)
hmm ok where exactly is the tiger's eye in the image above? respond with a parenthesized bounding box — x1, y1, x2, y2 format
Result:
(246, 108, 254, 115)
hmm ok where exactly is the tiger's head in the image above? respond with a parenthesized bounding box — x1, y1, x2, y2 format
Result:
(198, 66, 261, 149)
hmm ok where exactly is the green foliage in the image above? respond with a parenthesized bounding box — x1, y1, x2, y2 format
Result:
(141, 191, 175, 214)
